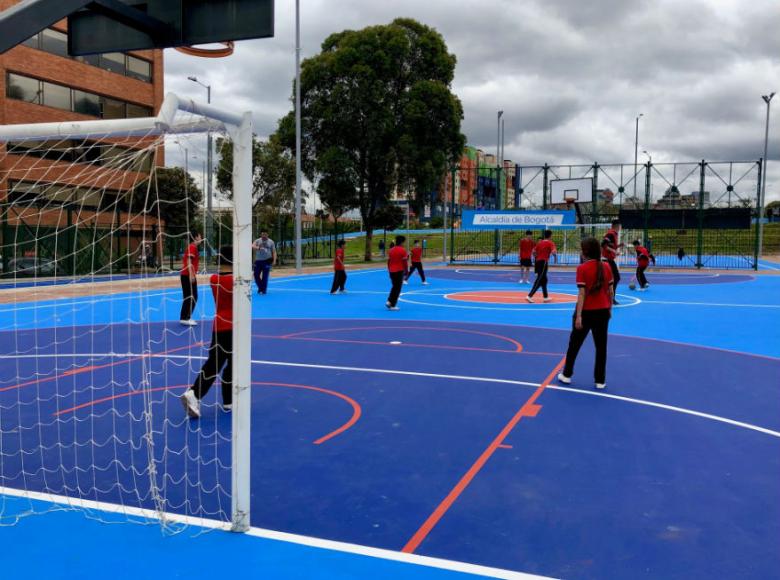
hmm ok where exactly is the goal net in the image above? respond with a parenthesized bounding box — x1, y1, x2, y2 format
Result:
(0, 94, 253, 533)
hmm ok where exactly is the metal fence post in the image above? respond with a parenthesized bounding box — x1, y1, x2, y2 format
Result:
(542, 164, 549, 210)
(695, 160, 706, 269)
(753, 159, 763, 271)
(591, 162, 599, 225)
(450, 167, 456, 263)
(643, 161, 652, 243)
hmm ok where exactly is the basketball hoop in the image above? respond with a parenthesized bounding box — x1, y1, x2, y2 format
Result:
(175, 41, 235, 58)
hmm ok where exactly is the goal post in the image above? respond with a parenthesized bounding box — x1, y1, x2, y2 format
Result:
(0, 93, 253, 533)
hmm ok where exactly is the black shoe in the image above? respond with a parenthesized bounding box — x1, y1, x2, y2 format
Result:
(612, 299, 620, 305)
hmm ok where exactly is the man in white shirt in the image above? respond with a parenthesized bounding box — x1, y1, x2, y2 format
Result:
(252, 231, 277, 295)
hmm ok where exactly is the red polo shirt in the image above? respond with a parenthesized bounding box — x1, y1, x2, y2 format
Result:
(181, 243, 199, 275)
(635, 245, 650, 266)
(519, 238, 535, 260)
(334, 248, 345, 271)
(388, 246, 408, 273)
(210, 273, 233, 332)
(410, 247, 423, 262)
(601, 229, 619, 260)
(576, 259, 613, 310)
(535, 239, 556, 262)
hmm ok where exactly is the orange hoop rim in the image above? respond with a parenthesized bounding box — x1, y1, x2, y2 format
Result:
(175, 41, 235, 58)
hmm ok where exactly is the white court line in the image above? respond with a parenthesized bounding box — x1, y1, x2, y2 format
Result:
(0, 486, 549, 580)
(639, 299, 780, 309)
(7, 352, 780, 439)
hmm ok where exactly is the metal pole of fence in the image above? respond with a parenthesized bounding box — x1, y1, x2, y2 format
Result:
(450, 169, 456, 263)
(542, 164, 549, 210)
(754, 159, 763, 271)
(695, 160, 706, 269)
(643, 161, 651, 243)
(758, 93, 775, 258)
(633, 114, 642, 199)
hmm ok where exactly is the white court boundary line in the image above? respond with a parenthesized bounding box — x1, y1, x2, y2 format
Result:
(6, 352, 780, 439)
(0, 486, 549, 580)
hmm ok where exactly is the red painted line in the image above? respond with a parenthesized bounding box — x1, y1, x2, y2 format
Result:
(281, 325, 524, 353)
(401, 356, 566, 554)
(0, 342, 204, 394)
(53, 381, 361, 445)
(521, 403, 543, 418)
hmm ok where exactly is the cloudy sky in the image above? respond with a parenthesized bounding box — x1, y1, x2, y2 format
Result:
(164, 0, 780, 205)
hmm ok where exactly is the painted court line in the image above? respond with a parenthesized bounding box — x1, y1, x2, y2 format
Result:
(0, 486, 553, 580)
(401, 357, 566, 554)
(638, 299, 780, 308)
(5, 353, 780, 438)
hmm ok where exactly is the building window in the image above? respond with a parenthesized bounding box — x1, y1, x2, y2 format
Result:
(20, 28, 153, 83)
(41, 28, 68, 58)
(101, 52, 126, 75)
(6, 73, 41, 104)
(127, 56, 152, 82)
(7, 73, 154, 120)
(126, 102, 151, 118)
(73, 90, 101, 117)
(42, 81, 71, 111)
(101, 97, 125, 119)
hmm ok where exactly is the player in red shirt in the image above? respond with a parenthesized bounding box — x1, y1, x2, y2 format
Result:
(181, 246, 234, 418)
(629, 239, 655, 290)
(526, 230, 557, 302)
(330, 240, 347, 294)
(405, 240, 428, 285)
(518, 230, 536, 284)
(386, 235, 407, 310)
(557, 237, 614, 390)
(601, 219, 623, 304)
(179, 230, 203, 326)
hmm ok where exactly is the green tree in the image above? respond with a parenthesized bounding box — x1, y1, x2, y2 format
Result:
(316, 147, 360, 232)
(129, 167, 202, 232)
(214, 134, 301, 234)
(373, 203, 405, 232)
(278, 18, 465, 260)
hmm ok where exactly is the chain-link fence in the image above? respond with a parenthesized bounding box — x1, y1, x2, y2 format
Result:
(444, 159, 774, 269)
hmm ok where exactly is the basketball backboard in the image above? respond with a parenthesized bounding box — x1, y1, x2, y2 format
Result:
(0, 0, 273, 56)
(550, 178, 593, 205)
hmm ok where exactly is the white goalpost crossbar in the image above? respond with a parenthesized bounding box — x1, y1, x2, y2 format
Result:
(0, 92, 254, 533)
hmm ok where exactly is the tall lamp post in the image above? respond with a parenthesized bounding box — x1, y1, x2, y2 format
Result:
(294, 0, 303, 273)
(633, 113, 643, 198)
(188, 76, 213, 260)
(496, 110, 503, 210)
(759, 92, 775, 258)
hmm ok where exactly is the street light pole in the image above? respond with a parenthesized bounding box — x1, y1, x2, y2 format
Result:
(294, 0, 303, 273)
(496, 110, 503, 210)
(759, 92, 775, 258)
(188, 76, 213, 260)
(500, 117, 505, 209)
(633, 113, 643, 199)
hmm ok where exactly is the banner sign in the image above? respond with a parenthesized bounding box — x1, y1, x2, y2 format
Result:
(462, 210, 576, 229)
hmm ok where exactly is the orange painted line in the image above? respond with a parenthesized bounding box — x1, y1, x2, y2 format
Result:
(279, 324, 524, 353)
(53, 381, 361, 445)
(401, 356, 566, 554)
(521, 403, 543, 418)
(0, 342, 204, 394)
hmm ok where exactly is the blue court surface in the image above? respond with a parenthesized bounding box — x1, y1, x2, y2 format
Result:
(1, 264, 779, 579)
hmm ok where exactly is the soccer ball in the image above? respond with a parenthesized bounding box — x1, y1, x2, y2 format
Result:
(628, 282, 636, 290)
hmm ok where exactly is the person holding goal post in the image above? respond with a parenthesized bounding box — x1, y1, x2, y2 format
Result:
(526, 230, 557, 302)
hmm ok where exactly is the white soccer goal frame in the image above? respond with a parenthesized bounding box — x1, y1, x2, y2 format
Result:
(0, 92, 253, 533)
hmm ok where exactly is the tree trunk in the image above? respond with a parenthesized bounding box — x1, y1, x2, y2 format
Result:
(364, 227, 374, 262)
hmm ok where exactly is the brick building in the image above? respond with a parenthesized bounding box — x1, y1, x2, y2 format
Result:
(0, 0, 165, 271)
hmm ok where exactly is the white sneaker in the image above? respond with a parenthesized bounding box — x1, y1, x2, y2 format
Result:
(180, 389, 200, 418)
(339, 289, 347, 294)
(526, 296, 533, 303)
(388, 305, 400, 311)
(543, 297, 552, 303)
(385, 301, 392, 309)
(330, 291, 337, 295)
(403, 280, 409, 285)
(422, 281, 429, 285)
(222, 404, 232, 412)
(595, 383, 606, 390)
(557, 373, 571, 384)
